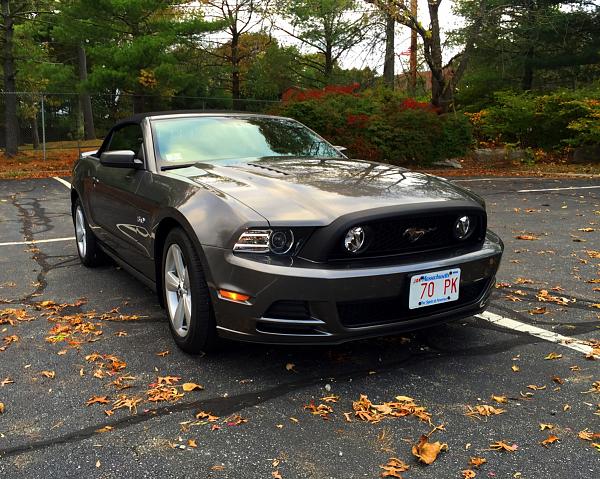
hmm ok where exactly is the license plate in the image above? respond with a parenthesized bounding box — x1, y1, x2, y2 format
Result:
(408, 268, 461, 309)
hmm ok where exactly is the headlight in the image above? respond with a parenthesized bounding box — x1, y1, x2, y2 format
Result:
(233, 230, 271, 253)
(234, 229, 295, 255)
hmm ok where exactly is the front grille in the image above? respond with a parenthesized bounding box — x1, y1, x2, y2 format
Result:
(337, 279, 489, 328)
(328, 212, 485, 260)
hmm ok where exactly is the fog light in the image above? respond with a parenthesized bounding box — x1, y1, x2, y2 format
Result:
(344, 226, 365, 253)
(218, 289, 251, 303)
(454, 215, 472, 240)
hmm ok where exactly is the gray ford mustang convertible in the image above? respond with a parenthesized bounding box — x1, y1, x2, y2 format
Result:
(71, 111, 503, 353)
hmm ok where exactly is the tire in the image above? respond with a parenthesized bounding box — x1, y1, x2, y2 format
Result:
(161, 228, 218, 354)
(73, 198, 103, 267)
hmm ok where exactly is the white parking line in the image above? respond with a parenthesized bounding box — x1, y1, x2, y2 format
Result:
(517, 186, 600, 193)
(0, 237, 75, 247)
(453, 178, 539, 183)
(476, 311, 596, 356)
(52, 176, 71, 189)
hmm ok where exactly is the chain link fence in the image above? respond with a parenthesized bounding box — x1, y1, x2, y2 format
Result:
(0, 92, 282, 160)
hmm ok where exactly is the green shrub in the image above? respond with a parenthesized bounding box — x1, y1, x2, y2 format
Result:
(273, 87, 473, 166)
(470, 88, 600, 150)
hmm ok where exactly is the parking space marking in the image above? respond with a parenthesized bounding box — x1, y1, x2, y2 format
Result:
(453, 177, 539, 182)
(52, 176, 71, 188)
(0, 237, 75, 247)
(476, 311, 596, 356)
(516, 186, 600, 193)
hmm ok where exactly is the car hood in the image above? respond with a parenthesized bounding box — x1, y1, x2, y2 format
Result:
(173, 157, 483, 226)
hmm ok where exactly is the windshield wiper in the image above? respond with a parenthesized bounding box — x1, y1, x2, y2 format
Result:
(161, 162, 198, 171)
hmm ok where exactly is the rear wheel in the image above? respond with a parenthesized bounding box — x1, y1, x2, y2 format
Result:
(162, 228, 218, 354)
(73, 199, 103, 267)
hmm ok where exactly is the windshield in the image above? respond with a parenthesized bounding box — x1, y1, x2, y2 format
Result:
(152, 116, 342, 166)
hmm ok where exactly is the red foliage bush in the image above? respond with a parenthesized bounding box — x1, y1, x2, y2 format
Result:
(282, 83, 360, 102)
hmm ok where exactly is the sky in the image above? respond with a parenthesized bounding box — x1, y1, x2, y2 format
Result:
(337, 0, 463, 74)
(202, 0, 464, 76)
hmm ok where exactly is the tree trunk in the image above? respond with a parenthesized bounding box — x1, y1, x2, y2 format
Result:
(133, 94, 144, 113)
(77, 44, 95, 139)
(324, 40, 333, 80)
(31, 118, 39, 150)
(426, 1, 448, 111)
(230, 32, 242, 110)
(383, 13, 395, 89)
(2, 0, 18, 157)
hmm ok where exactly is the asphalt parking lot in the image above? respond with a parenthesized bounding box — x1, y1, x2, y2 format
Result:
(0, 175, 598, 478)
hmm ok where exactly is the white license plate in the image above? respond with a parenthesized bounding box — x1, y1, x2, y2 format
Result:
(409, 268, 461, 310)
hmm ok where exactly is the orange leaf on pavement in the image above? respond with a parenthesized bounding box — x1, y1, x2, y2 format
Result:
(411, 435, 448, 464)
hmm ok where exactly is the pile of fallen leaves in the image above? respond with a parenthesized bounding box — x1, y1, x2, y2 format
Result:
(352, 394, 432, 424)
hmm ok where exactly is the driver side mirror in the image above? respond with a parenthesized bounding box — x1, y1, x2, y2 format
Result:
(100, 150, 143, 169)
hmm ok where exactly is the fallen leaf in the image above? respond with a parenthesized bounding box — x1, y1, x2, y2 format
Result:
(551, 376, 564, 385)
(155, 350, 169, 357)
(285, 363, 296, 372)
(411, 435, 448, 464)
(512, 364, 520, 372)
(86, 395, 110, 406)
(157, 375, 180, 385)
(182, 382, 204, 392)
(320, 394, 339, 403)
(515, 234, 539, 241)
(272, 471, 282, 479)
(187, 439, 197, 448)
(469, 457, 486, 468)
(0, 377, 13, 387)
(491, 395, 508, 404)
(529, 307, 547, 315)
(195, 410, 219, 422)
(527, 385, 546, 391)
(96, 460, 100, 468)
(539, 423, 554, 430)
(489, 441, 518, 452)
(579, 228, 595, 232)
(304, 401, 333, 419)
(462, 470, 476, 479)
(0, 402, 4, 413)
(466, 405, 506, 418)
(210, 465, 225, 471)
(95, 425, 113, 433)
(544, 352, 562, 360)
(578, 429, 600, 441)
(41, 370, 55, 379)
(541, 435, 559, 447)
(379, 457, 409, 478)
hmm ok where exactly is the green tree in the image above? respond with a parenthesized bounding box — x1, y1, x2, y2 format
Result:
(57, 1, 222, 115)
(452, 0, 600, 107)
(1, 0, 55, 156)
(277, 0, 374, 84)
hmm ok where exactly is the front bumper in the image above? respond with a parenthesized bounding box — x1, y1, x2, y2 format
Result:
(204, 231, 503, 345)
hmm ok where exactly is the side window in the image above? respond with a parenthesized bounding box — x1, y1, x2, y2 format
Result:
(106, 124, 145, 160)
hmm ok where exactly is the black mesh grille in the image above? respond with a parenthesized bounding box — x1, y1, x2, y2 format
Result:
(329, 213, 485, 260)
(264, 300, 311, 320)
(337, 280, 489, 328)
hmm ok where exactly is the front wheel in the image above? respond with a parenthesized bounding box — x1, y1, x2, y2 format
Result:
(73, 199, 103, 267)
(162, 228, 218, 354)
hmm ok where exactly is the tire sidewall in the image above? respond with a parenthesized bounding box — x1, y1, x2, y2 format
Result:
(73, 199, 97, 266)
(162, 228, 216, 353)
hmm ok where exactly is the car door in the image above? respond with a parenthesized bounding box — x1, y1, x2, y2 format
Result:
(87, 123, 151, 270)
